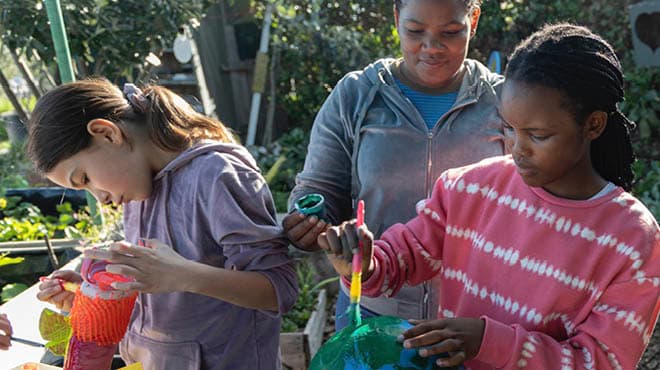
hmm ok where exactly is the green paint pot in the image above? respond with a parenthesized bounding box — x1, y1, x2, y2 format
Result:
(294, 193, 326, 220)
(310, 316, 462, 370)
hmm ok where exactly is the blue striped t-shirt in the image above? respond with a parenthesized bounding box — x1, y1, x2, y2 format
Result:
(395, 78, 458, 130)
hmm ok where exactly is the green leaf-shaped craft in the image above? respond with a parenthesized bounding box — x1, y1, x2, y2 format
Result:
(39, 308, 72, 356)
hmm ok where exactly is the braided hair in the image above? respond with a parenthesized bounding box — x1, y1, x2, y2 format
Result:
(394, 0, 482, 11)
(505, 23, 636, 191)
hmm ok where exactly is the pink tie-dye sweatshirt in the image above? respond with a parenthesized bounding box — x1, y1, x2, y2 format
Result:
(357, 155, 660, 369)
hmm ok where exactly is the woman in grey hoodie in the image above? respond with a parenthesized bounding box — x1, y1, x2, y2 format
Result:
(283, 0, 505, 330)
(30, 78, 298, 370)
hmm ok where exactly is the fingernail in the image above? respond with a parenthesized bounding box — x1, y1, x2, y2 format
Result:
(436, 359, 448, 366)
(396, 335, 404, 342)
(419, 349, 428, 357)
(403, 340, 411, 349)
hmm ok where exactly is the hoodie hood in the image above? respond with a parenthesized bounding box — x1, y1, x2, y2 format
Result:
(361, 57, 503, 106)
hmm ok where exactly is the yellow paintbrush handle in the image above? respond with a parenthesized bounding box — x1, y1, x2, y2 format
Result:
(350, 272, 362, 303)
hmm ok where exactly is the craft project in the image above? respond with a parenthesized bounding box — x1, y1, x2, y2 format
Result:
(39, 253, 137, 370)
(310, 201, 461, 370)
(64, 257, 137, 370)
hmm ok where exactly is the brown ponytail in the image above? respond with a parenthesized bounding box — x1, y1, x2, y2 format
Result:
(140, 85, 235, 152)
(28, 78, 235, 174)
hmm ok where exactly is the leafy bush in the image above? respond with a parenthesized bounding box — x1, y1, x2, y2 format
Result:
(633, 160, 660, 220)
(0, 144, 30, 194)
(250, 127, 310, 212)
(0, 0, 215, 81)
(0, 196, 123, 243)
(0, 254, 26, 302)
(253, 0, 397, 129)
(281, 258, 337, 332)
(0, 98, 13, 116)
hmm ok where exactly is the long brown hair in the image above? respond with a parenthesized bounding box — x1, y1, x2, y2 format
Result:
(27, 78, 235, 173)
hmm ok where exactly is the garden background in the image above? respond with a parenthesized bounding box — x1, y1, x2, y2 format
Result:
(0, 0, 658, 368)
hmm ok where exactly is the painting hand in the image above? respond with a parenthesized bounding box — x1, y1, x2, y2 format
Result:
(84, 239, 193, 294)
(36, 270, 82, 312)
(318, 220, 374, 278)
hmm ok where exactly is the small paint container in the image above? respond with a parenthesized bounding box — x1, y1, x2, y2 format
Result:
(294, 193, 326, 220)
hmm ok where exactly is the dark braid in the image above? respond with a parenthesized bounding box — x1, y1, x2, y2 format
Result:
(505, 23, 636, 191)
(394, 0, 482, 11)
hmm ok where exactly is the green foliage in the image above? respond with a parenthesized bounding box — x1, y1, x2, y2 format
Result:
(0, 0, 215, 81)
(633, 160, 660, 220)
(0, 196, 70, 241)
(250, 127, 310, 212)
(61, 203, 124, 243)
(0, 195, 123, 242)
(1, 282, 28, 302)
(0, 98, 13, 115)
(253, 0, 398, 128)
(0, 144, 30, 193)
(623, 69, 659, 160)
(0, 253, 24, 268)
(281, 258, 338, 332)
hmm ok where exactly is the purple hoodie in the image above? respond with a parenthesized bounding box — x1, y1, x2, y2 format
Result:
(119, 142, 298, 370)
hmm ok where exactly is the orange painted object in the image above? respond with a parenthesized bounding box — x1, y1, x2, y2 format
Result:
(69, 288, 137, 346)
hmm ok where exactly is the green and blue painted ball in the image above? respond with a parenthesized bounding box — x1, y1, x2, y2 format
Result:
(310, 316, 463, 370)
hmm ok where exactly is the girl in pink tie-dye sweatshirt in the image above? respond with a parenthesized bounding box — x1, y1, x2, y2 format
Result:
(319, 24, 660, 369)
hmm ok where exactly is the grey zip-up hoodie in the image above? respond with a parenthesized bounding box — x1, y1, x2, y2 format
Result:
(120, 142, 298, 370)
(289, 58, 505, 320)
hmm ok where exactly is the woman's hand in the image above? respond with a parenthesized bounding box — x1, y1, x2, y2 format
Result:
(282, 212, 330, 251)
(317, 220, 374, 278)
(399, 318, 485, 367)
(83, 239, 194, 294)
(36, 270, 83, 312)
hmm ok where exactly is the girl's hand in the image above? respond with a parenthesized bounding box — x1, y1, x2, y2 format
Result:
(36, 270, 82, 312)
(399, 318, 485, 367)
(317, 220, 374, 278)
(282, 212, 330, 251)
(0, 314, 12, 350)
(83, 239, 194, 294)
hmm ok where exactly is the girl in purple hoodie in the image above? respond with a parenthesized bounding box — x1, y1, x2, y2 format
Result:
(30, 78, 298, 370)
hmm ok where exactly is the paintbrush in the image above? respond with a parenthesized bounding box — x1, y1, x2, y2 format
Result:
(347, 200, 365, 327)
(39, 276, 80, 293)
(11, 336, 45, 347)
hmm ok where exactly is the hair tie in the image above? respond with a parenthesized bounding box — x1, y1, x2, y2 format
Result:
(123, 83, 149, 113)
